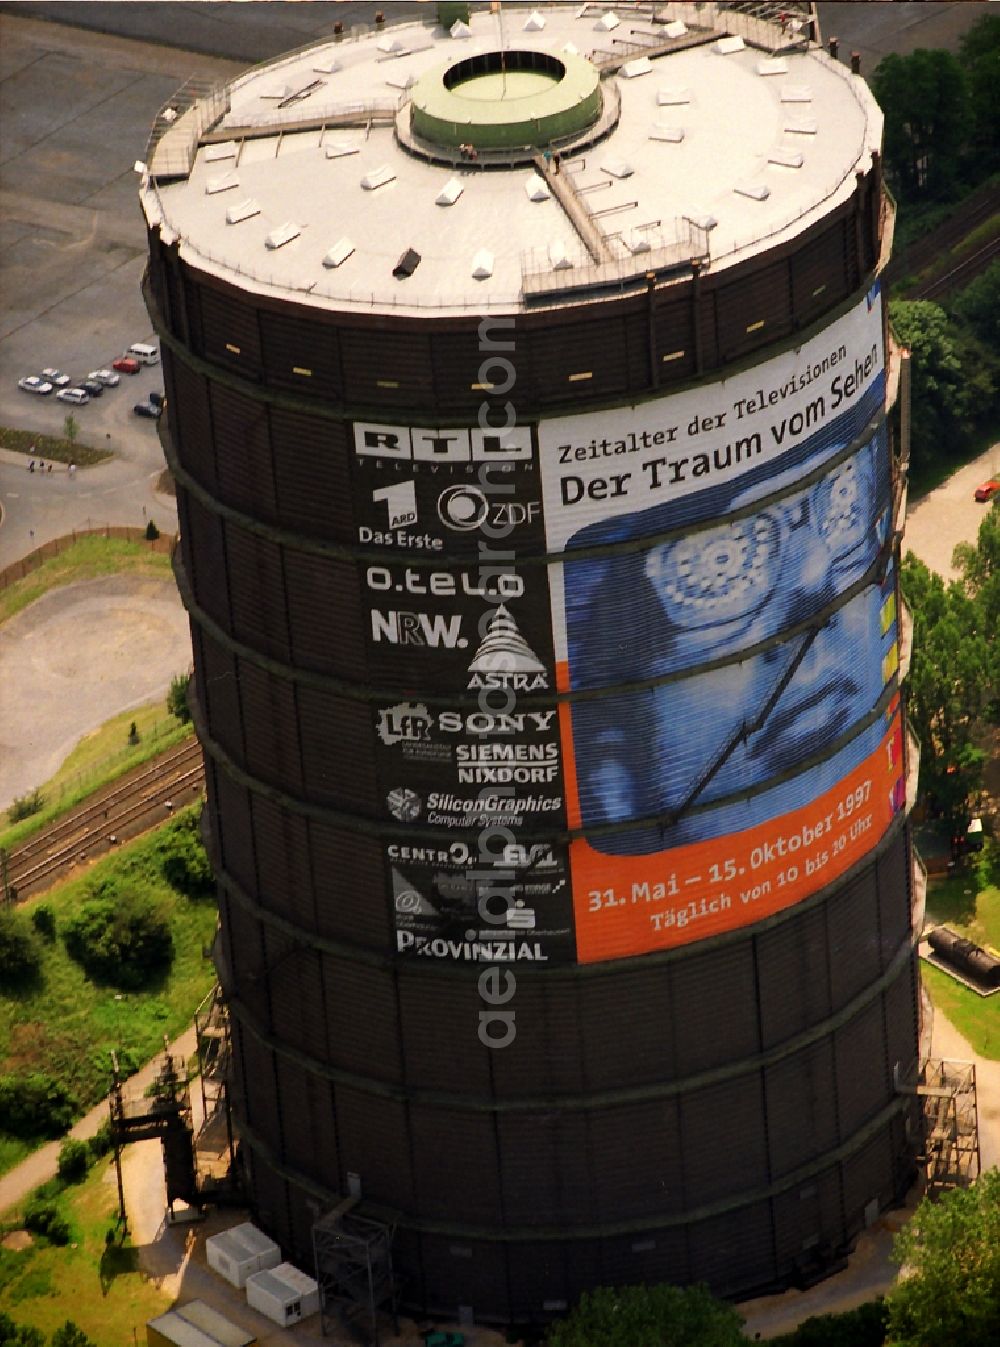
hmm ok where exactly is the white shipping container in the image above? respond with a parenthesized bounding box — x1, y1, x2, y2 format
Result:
(245, 1262, 320, 1327)
(205, 1222, 280, 1289)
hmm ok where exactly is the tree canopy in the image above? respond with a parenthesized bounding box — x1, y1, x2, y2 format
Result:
(888, 1168, 1000, 1347)
(543, 1283, 746, 1347)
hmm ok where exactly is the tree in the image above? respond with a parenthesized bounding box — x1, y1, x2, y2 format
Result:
(167, 671, 192, 723)
(50, 1323, 96, 1347)
(62, 413, 78, 446)
(0, 909, 42, 988)
(950, 262, 1000, 350)
(0, 1071, 76, 1139)
(57, 1137, 90, 1184)
(0, 1312, 45, 1347)
(958, 13, 1000, 175)
(872, 49, 969, 203)
(544, 1284, 746, 1347)
(888, 1168, 1000, 1347)
(900, 553, 990, 828)
(953, 500, 1000, 722)
(63, 882, 173, 989)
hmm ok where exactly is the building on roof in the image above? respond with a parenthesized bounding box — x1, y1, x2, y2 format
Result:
(142, 1, 922, 1326)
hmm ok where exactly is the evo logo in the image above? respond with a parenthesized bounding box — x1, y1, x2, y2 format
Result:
(355, 421, 532, 462)
(371, 610, 468, 649)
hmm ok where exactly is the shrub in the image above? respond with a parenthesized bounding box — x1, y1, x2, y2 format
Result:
(88, 1119, 113, 1159)
(438, 2, 470, 29)
(0, 1071, 77, 1139)
(30, 903, 56, 942)
(23, 1196, 71, 1245)
(57, 1137, 90, 1183)
(7, 788, 44, 823)
(144, 518, 160, 541)
(0, 910, 42, 987)
(51, 1325, 97, 1347)
(0, 1312, 45, 1346)
(63, 886, 173, 989)
(771, 1300, 888, 1345)
(167, 671, 192, 723)
(162, 827, 214, 898)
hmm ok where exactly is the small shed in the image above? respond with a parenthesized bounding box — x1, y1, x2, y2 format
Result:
(245, 1262, 320, 1327)
(147, 1299, 256, 1347)
(205, 1221, 281, 1289)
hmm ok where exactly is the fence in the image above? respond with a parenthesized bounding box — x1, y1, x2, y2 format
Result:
(0, 527, 177, 593)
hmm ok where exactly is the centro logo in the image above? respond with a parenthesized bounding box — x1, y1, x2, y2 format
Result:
(354, 421, 532, 462)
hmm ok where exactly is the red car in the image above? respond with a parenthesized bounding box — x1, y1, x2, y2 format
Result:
(112, 356, 141, 375)
(974, 478, 1000, 503)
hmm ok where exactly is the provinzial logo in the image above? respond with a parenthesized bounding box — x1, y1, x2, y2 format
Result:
(377, 702, 433, 745)
(467, 605, 548, 690)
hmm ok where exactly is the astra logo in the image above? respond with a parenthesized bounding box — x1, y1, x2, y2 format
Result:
(354, 422, 532, 462)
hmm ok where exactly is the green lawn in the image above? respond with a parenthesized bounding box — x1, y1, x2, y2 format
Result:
(0, 1158, 171, 1341)
(0, 423, 111, 467)
(923, 863, 1000, 1058)
(0, 535, 173, 627)
(0, 809, 217, 1172)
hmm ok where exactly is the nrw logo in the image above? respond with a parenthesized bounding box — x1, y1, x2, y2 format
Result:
(377, 702, 433, 746)
(467, 605, 548, 690)
(373, 480, 417, 530)
(371, 610, 468, 649)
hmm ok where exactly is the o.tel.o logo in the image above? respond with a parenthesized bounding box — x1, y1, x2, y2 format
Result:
(438, 485, 489, 531)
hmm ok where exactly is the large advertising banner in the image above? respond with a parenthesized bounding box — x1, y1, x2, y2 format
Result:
(348, 416, 576, 961)
(537, 284, 897, 961)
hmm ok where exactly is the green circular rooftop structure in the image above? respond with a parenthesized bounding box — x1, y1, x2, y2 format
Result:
(410, 48, 602, 150)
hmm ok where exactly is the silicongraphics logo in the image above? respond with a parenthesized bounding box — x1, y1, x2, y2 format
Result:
(387, 788, 423, 823)
(377, 702, 433, 746)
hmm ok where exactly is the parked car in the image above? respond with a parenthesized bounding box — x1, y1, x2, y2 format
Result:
(56, 387, 90, 405)
(82, 379, 104, 397)
(112, 356, 140, 375)
(89, 368, 120, 387)
(41, 368, 71, 387)
(133, 400, 161, 419)
(974, 478, 1000, 503)
(18, 375, 53, 395)
(148, 391, 163, 408)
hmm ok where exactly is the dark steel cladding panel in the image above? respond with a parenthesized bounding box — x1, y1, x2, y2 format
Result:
(239, 1029, 281, 1151)
(877, 828, 912, 966)
(199, 283, 263, 377)
(182, 493, 232, 635)
(689, 1201, 776, 1293)
(283, 550, 368, 681)
(764, 1037, 839, 1178)
(233, 659, 304, 796)
(597, 1229, 690, 1292)
(247, 1150, 293, 1251)
(884, 955, 921, 1077)
(488, 977, 586, 1098)
(209, 385, 278, 523)
(195, 632, 244, 766)
(496, 1111, 595, 1227)
(210, 766, 256, 897)
(790, 218, 853, 328)
(431, 328, 509, 413)
(296, 682, 379, 812)
(417, 1237, 510, 1319)
(226, 905, 271, 1025)
(396, 971, 494, 1095)
(840, 1126, 896, 1236)
(827, 871, 883, 1010)
(265, 931, 329, 1063)
(320, 954, 403, 1082)
(834, 998, 889, 1137)
(755, 904, 832, 1049)
(716, 256, 793, 361)
(250, 793, 317, 934)
(589, 1100, 683, 1220)
(506, 1243, 572, 1320)
(221, 528, 291, 664)
(578, 967, 675, 1089)
(275, 1053, 329, 1175)
(310, 822, 392, 948)
(525, 315, 634, 402)
(653, 294, 697, 380)
(258, 308, 343, 399)
(168, 361, 217, 492)
(680, 1077, 769, 1206)
(670, 943, 760, 1075)
(270, 409, 355, 542)
(411, 1107, 503, 1225)
(339, 325, 436, 411)
(333, 1085, 415, 1208)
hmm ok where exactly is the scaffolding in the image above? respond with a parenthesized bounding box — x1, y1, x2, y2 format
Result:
(312, 1202, 399, 1345)
(192, 985, 241, 1200)
(896, 1057, 981, 1197)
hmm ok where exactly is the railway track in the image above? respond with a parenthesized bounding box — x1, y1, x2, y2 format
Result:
(883, 180, 999, 291)
(1, 737, 206, 901)
(914, 236, 1000, 301)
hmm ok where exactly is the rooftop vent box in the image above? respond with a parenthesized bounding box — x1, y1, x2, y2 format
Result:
(450, 19, 472, 38)
(226, 198, 260, 224)
(734, 181, 770, 201)
(524, 10, 546, 31)
(325, 140, 360, 158)
(757, 58, 789, 76)
(312, 58, 341, 74)
(603, 157, 634, 179)
(393, 247, 421, 279)
(595, 12, 620, 32)
(664, 20, 687, 38)
(525, 174, 552, 202)
(658, 85, 690, 105)
(549, 240, 573, 270)
(323, 237, 355, 268)
(377, 37, 408, 55)
(262, 82, 294, 100)
(716, 35, 745, 55)
(265, 222, 301, 249)
(206, 171, 239, 195)
(436, 177, 463, 206)
(650, 123, 685, 143)
(785, 115, 818, 134)
(361, 165, 395, 190)
(471, 248, 494, 279)
(205, 141, 238, 163)
(768, 147, 804, 168)
(562, 41, 580, 56)
(621, 57, 652, 79)
(781, 85, 813, 103)
(685, 211, 718, 231)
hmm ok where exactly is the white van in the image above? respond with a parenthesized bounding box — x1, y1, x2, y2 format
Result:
(127, 342, 159, 366)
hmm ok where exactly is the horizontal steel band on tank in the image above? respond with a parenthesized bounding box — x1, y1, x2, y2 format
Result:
(143, 170, 880, 415)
